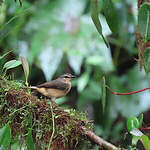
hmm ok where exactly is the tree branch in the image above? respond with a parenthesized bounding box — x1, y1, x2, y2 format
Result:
(81, 127, 119, 150)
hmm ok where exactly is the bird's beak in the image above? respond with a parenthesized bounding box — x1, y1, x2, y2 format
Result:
(71, 75, 76, 78)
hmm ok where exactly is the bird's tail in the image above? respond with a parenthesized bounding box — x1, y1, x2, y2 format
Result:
(21, 86, 37, 90)
(29, 86, 37, 89)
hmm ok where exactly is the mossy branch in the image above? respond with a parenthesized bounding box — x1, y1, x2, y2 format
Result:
(0, 78, 120, 150)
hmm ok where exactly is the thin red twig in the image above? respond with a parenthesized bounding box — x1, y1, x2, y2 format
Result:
(140, 127, 150, 131)
(106, 86, 150, 95)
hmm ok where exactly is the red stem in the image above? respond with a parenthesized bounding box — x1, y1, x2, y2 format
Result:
(140, 127, 150, 131)
(106, 86, 150, 95)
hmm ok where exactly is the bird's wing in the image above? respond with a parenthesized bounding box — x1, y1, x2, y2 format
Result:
(36, 79, 68, 90)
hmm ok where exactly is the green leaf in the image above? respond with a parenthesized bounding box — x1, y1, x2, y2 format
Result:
(38, 47, 63, 81)
(132, 135, 141, 146)
(103, 0, 118, 34)
(143, 48, 150, 73)
(138, 3, 150, 41)
(138, 114, 143, 127)
(86, 56, 104, 65)
(102, 76, 106, 113)
(3, 60, 21, 71)
(0, 123, 11, 150)
(27, 129, 35, 150)
(13, 0, 22, 7)
(131, 132, 150, 149)
(127, 117, 139, 132)
(67, 49, 83, 74)
(77, 72, 89, 92)
(91, 0, 109, 47)
(140, 135, 150, 150)
(0, 51, 12, 74)
(91, 0, 102, 33)
(0, 51, 12, 60)
(20, 56, 29, 87)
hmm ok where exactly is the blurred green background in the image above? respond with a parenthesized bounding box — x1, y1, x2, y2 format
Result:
(1, 0, 150, 148)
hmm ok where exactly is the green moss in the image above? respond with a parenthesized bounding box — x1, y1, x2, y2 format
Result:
(0, 78, 93, 149)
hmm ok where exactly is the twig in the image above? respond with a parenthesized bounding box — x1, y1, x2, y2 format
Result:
(81, 127, 119, 150)
(140, 127, 150, 131)
(48, 102, 55, 150)
(9, 105, 28, 118)
(106, 85, 150, 95)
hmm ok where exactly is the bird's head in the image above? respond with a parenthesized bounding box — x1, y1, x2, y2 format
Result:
(59, 73, 76, 82)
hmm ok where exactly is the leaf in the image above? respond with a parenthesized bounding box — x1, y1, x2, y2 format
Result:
(38, 46, 63, 81)
(0, 123, 11, 150)
(127, 117, 139, 132)
(27, 129, 35, 150)
(138, 114, 143, 127)
(19, 0, 22, 7)
(77, 72, 89, 92)
(86, 56, 104, 65)
(3, 60, 21, 71)
(0, 51, 12, 73)
(140, 135, 150, 150)
(132, 135, 141, 146)
(86, 40, 114, 72)
(138, 3, 150, 41)
(0, 51, 12, 60)
(130, 128, 143, 137)
(103, 0, 118, 34)
(90, 0, 109, 47)
(143, 48, 150, 74)
(13, 0, 22, 7)
(102, 76, 106, 113)
(67, 49, 83, 74)
(131, 131, 150, 150)
(20, 56, 29, 86)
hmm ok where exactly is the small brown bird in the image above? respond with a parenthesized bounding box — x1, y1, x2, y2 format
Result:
(30, 73, 76, 101)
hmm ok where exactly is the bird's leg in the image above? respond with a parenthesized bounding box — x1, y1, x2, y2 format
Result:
(50, 97, 57, 108)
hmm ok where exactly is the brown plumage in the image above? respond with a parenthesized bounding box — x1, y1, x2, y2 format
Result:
(30, 73, 75, 101)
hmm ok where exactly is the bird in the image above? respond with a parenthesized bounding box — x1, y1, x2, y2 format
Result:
(29, 73, 76, 101)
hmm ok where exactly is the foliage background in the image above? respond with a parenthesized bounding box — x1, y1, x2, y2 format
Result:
(0, 0, 150, 149)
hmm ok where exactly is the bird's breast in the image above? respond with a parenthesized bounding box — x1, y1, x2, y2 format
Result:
(47, 88, 68, 98)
